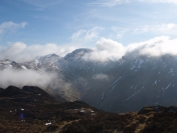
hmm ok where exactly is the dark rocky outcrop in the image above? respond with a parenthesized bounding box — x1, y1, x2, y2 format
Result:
(0, 86, 26, 97)
(0, 88, 4, 93)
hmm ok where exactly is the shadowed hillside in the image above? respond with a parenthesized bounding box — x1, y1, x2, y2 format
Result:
(0, 86, 177, 133)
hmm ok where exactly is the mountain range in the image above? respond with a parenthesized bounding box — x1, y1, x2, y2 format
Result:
(1, 48, 177, 113)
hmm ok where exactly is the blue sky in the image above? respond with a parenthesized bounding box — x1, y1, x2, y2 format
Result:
(0, 0, 177, 62)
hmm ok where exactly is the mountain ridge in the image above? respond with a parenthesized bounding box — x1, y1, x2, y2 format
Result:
(1, 48, 177, 113)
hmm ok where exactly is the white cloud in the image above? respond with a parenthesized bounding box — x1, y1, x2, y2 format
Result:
(126, 36, 177, 57)
(71, 30, 87, 41)
(82, 38, 126, 61)
(83, 36, 177, 62)
(71, 27, 104, 42)
(0, 21, 27, 35)
(110, 27, 129, 38)
(92, 73, 109, 81)
(0, 69, 56, 88)
(88, 0, 177, 7)
(1, 36, 177, 63)
(133, 23, 177, 34)
(0, 42, 78, 62)
(117, 30, 129, 38)
(109, 23, 177, 40)
(96, 38, 125, 56)
(140, 0, 177, 4)
(88, 0, 129, 7)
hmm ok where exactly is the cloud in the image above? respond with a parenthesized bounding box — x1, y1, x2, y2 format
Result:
(110, 27, 130, 38)
(82, 38, 126, 61)
(116, 30, 128, 38)
(88, 0, 177, 7)
(126, 36, 177, 57)
(111, 23, 177, 38)
(71, 30, 86, 41)
(88, 0, 129, 7)
(133, 23, 177, 34)
(82, 36, 177, 62)
(0, 42, 78, 62)
(140, 0, 177, 4)
(0, 64, 79, 101)
(0, 21, 27, 35)
(92, 73, 109, 81)
(71, 27, 104, 42)
(96, 38, 125, 57)
(1, 36, 177, 63)
(109, 23, 177, 39)
(0, 69, 56, 88)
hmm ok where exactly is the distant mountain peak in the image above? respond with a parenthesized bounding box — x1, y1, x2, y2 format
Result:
(64, 48, 93, 60)
(37, 53, 60, 63)
(0, 59, 21, 70)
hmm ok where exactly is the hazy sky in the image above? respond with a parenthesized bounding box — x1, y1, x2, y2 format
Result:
(0, 0, 177, 51)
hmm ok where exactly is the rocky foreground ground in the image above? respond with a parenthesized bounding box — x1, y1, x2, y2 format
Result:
(0, 86, 177, 133)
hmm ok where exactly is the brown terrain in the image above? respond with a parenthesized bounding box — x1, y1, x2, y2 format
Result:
(0, 86, 177, 133)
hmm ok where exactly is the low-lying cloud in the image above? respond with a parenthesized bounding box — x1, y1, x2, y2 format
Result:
(82, 36, 177, 62)
(0, 69, 56, 88)
(1, 36, 177, 63)
(82, 38, 126, 61)
(126, 36, 177, 57)
(0, 42, 78, 62)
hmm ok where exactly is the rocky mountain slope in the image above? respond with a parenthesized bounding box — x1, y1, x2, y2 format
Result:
(1, 49, 177, 113)
(1, 86, 177, 133)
